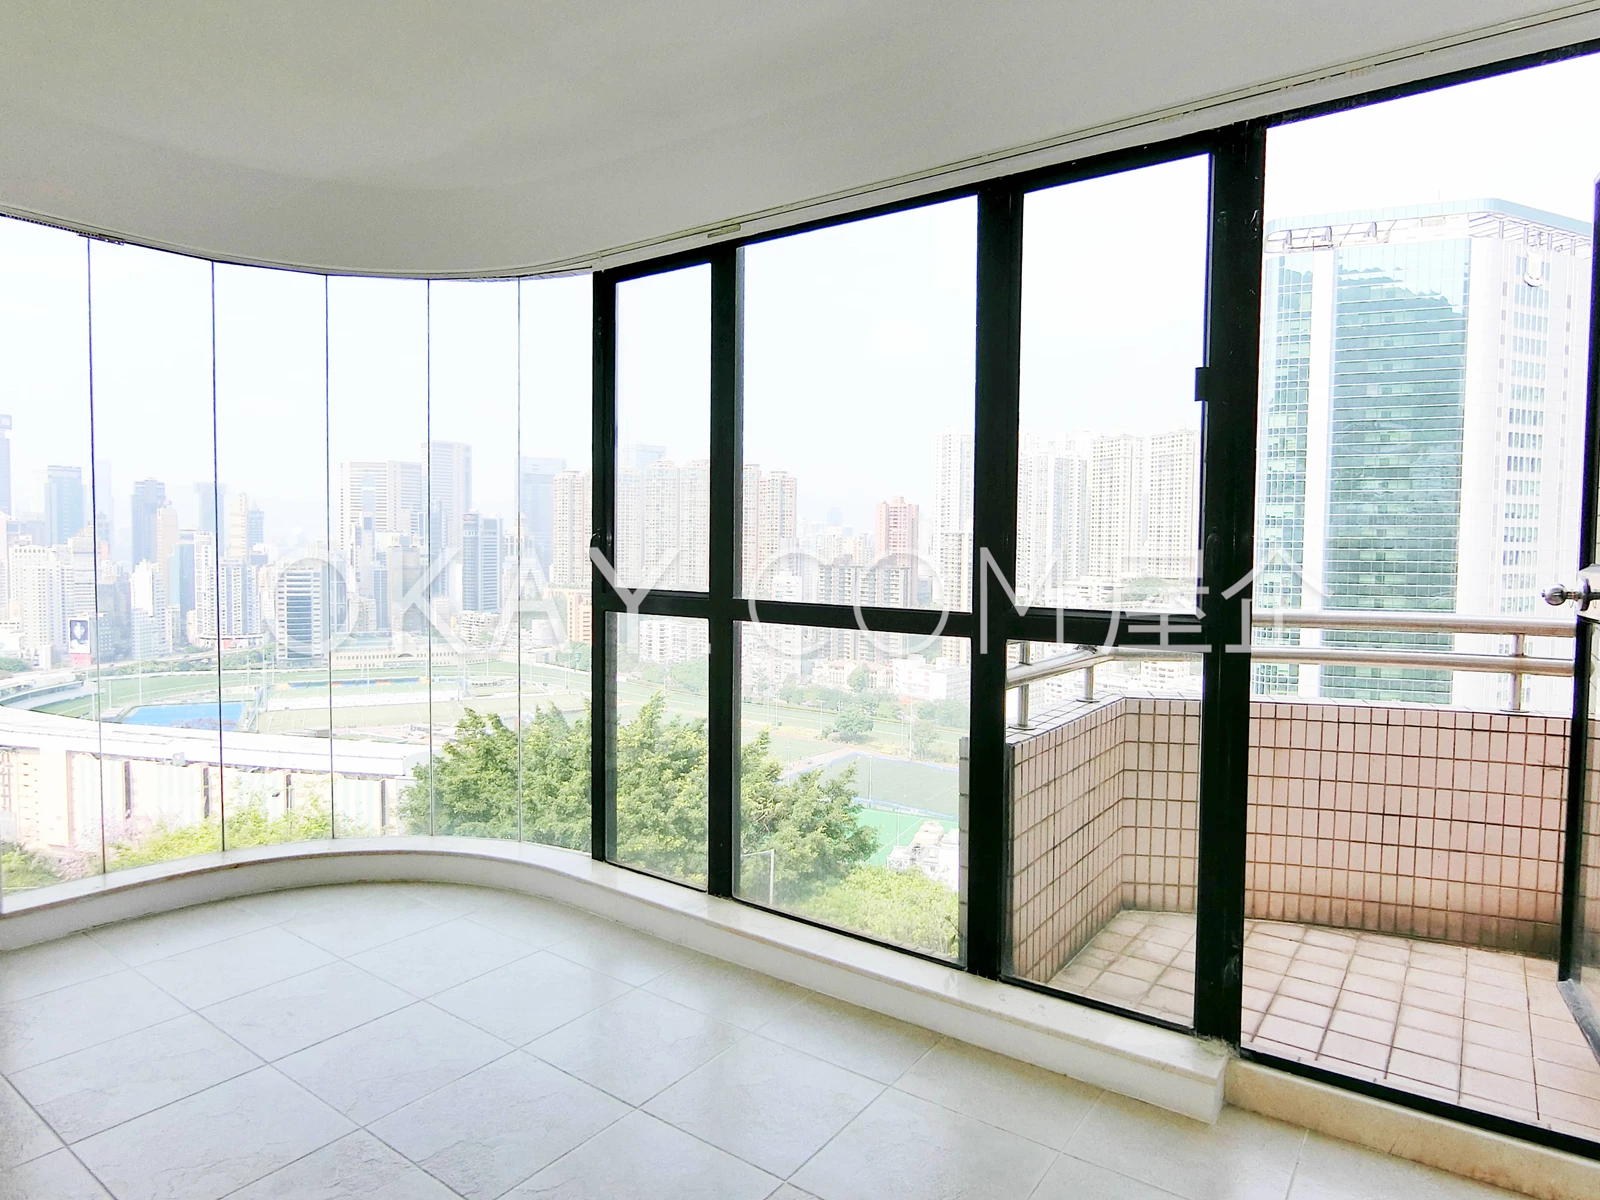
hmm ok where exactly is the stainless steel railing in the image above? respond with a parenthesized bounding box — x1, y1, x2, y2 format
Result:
(1007, 608, 1575, 728)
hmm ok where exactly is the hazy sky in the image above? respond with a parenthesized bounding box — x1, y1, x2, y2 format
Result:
(3, 49, 1597, 548)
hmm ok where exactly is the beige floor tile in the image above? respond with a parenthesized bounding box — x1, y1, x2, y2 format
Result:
(1278, 977, 1339, 1007)
(1462, 1019, 1529, 1053)
(1108, 955, 1166, 983)
(1397, 1005, 1462, 1038)
(1295, 944, 1351, 969)
(1460, 1066, 1537, 1110)
(1532, 1012, 1591, 1046)
(1318, 1030, 1390, 1072)
(1268, 995, 1333, 1027)
(1536, 1085, 1600, 1128)
(1532, 1035, 1600, 1072)
(1532, 1055, 1600, 1099)
(1407, 969, 1467, 998)
(1328, 1008, 1395, 1044)
(1387, 1048, 1460, 1092)
(1390, 1024, 1460, 1063)
(1525, 981, 1572, 1019)
(1336, 989, 1399, 1022)
(1256, 1014, 1324, 1053)
(1469, 981, 1529, 1011)
(1349, 956, 1406, 982)
(1248, 949, 1294, 975)
(1343, 973, 1403, 1002)
(1463, 1000, 1529, 1032)
(1460, 1040, 1534, 1082)
(1289, 960, 1348, 988)
(1403, 986, 1466, 1017)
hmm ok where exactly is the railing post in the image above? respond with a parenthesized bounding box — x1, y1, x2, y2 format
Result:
(1017, 643, 1030, 729)
(1510, 632, 1525, 712)
(1083, 663, 1095, 703)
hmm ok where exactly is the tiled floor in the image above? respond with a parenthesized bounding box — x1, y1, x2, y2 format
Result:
(1053, 909, 1600, 1143)
(0, 884, 1533, 1200)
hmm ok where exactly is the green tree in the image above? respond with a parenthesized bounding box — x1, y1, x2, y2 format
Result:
(613, 694, 711, 880)
(396, 706, 589, 848)
(739, 731, 876, 904)
(404, 696, 879, 898)
(1, 842, 63, 890)
(103, 796, 333, 872)
(805, 864, 960, 957)
(830, 705, 874, 743)
(398, 695, 970, 957)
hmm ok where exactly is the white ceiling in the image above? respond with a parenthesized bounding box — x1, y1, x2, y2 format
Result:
(2, 2, 1597, 276)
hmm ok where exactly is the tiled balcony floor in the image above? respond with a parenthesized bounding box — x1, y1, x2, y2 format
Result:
(1051, 909, 1600, 1142)
(0, 884, 1540, 1199)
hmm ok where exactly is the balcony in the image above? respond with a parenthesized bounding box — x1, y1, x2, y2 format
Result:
(1007, 612, 1600, 1141)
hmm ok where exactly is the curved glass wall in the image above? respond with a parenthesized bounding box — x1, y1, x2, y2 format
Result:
(0, 220, 593, 891)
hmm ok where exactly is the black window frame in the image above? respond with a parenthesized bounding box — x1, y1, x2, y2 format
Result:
(585, 38, 1600, 1161)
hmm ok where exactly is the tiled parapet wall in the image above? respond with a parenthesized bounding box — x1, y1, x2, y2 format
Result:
(1009, 696, 1568, 983)
(1248, 703, 1569, 958)
(1009, 696, 1198, 982)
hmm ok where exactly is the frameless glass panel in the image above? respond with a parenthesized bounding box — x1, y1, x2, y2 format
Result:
(742, 199, 977, 610)
(0, 218, 99, 891)
(612, 612, 708, 886)
(215, 264, 332, 848)
(738, 619, 967, 960)
(1006, 641, 1201, 1024)
(1017, 157, 1208, 613)
(327, 277, 429, 837)
(423, 280, 520, 840)
(1245, 53, 1599, 1137)
(614, 266, 710, 593)
(518, 276, 593, 853)
(87, 241, 223, 875)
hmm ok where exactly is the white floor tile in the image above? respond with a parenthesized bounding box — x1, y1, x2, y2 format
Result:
(276, 1002, 510, 1124)
(1032, 1154, 1180, 1200)
(85, 898, 272, 967)
(73, 1067, 353, 1200)
(227, 1130, 459, 1200)
(9, 1013, 260, 1142)
(199, 960, 414, 1060)
(530, 989, 744, 1105)
(790, 1089, 1057, 1200)
(399, 883, 503, 916)
(503, 1110, 779, 1200)
(349, 915, 535, 997)
(645, 1034, 883, 1177)
(370, 1051, 629, 1199)
(136, 925, 334, 1008)
(643, 957, 810, 1031)
(0, 1148, 112, 1199)
(431, 950, 634, 1045)
(463, 892, 614, 949)
(276, 887, 458, 957)
(1289, 1133, 1520, 1198)
(0, 970, 186, 1073)
(545, 918, 699, 985)
(1066, 1092, 1305, 1200)
(0, 1076, 61, 1167)
(757, 994, 939, 1084)
(893, 1038, 1100, 1151)
(0, 936, 125, 1004)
